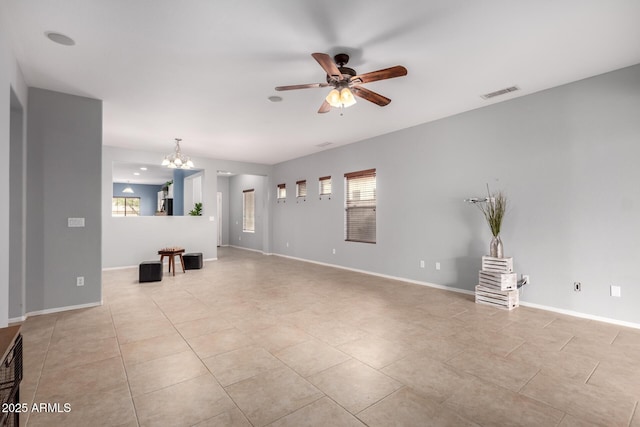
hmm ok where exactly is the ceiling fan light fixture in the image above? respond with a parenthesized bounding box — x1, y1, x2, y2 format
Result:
(340, 88, 356, 107)
(326, 89, 341, 107)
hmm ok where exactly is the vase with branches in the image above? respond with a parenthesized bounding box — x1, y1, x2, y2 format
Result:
(476, 185, 507, 258)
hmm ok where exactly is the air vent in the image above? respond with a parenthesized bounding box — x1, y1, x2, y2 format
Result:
(315, 142, 332, 148)
(481, 86, 520, 100)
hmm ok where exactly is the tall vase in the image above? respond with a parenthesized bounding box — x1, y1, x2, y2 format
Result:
(490, 235, 503, 258)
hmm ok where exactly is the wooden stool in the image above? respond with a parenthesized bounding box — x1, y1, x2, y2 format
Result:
(158, 248, 185, 276)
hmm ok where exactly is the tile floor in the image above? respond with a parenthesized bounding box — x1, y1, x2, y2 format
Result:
(14, 247, 640, 426)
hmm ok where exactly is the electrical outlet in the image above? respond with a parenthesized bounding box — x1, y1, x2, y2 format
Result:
(76, 276, 84, 287)
(574, 282, 581, 292)
(435, 262, 441, 270)
(286, 242, 289, 248)
(332, 248, 336, 255)
(420, 260, 425, 268)
(611, 285, 621, 297)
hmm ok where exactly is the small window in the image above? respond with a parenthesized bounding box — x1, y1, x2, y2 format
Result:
(296, 180, 307, 199)
(243, 189, 255, 232)
(112, 197, 140, 217)
(277, 183, 286, 201)
(345, 169, 376, 243)
(319, 176, 332, 197)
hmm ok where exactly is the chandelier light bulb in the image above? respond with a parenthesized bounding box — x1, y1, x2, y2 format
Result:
(326, 89, 341, 107)
(340, 88, 356, 107)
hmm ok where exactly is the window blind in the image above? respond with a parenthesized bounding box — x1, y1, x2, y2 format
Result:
(296, 180, 307, 198)
(277, 183, 286, 200)
(344, 169, 376, 243)
(319, 176, 332, 195)
(243, 189, 255, 232)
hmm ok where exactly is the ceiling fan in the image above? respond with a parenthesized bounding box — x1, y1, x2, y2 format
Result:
(275, 53, 408, 113)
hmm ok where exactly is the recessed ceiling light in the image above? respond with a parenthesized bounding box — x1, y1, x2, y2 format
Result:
(133, 172, 140, 176)
(139, 167, 147, 171)
(268, 96, 283, 103)
(45, 31, 75, 46)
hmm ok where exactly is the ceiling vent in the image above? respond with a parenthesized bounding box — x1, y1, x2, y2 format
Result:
(315, 142, 332, 148)
(481, 86, 520, 100)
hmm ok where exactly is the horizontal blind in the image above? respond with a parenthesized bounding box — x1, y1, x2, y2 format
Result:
(243, 189, 255, 231)
(277, 183, 286, 199)
(345, 169, 376, 243)
(319, 176, 332, 195)
(296, 180, 307, 197)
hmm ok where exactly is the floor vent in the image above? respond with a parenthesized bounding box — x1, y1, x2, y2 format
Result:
(481, 86, 520, 100)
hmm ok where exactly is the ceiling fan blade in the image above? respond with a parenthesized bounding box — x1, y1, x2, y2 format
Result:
(275, 82, 329, 91)
(312, 53, 343, 81)
(318, 100, 331, 113)
(351, 86, 391, 106)
(353, 65, 407, 84)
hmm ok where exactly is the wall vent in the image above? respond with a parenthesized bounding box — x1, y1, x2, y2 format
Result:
(481, 86, 520, 100)
(315, 142, 332, 148)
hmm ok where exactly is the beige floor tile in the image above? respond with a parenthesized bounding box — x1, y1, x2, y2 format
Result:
(443, 377, 565, 427)
(43, 336, 120, 372)
(119, 331, 190, 366)
(381, 353, 475, 403)
(225, 366, 323, 427)
(192, 407, 252, 427)
(275, 339, 351, 377)
(270, 396, 365, 427)
(246, 324, 313, 352)
(558, 413, 605, 427)
(186, 327, 253, 358)
(307, 359, 402, 414)
(35, 356, 128, 401)
(20, 248, 640, 427)
(134, 374, 235, 427)
(446, 348, 539, 392)
(26, 383, 137, 427)
(507, 342, 598, 382)
(587, 360, 640, 399)
(174, 316, 233, 339)
(114, 317, 176, 344)
(203, 346, 284, 386)
(520, 372, 636, 427)
(337, 335, 412, 369)
(358, 387, 479, 427)
(301, 320, 369, 347)
(126, 350, 209, 396)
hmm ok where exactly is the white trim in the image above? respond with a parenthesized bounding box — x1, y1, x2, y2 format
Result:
(23, 301, 102, 318)
(519, 300, 640, 330)
(102, 265, 138, 271)
(274, 253, 640, 330)
(229, 245, 267, 255)
(8, 315, 26, 324)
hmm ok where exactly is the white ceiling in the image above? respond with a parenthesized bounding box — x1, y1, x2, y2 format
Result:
(2, 1, 640, 165)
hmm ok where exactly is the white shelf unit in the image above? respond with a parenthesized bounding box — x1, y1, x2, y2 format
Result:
(475, 256, 519, 310)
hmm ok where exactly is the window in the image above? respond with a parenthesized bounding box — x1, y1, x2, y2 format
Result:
(243, 189, 255, 232)
(319, 176, 332, 196)
(345, 169, 376, 243)
(277, 183, 286, 201)
(112, 197, 140, 217)
(296, 180, 307, 199)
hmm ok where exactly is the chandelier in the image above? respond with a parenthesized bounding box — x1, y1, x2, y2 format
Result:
(161, 138, 194, 169)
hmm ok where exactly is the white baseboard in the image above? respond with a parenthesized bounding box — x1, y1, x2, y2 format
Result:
(12, 301, 103, 322)
(228, 245, 268, 255)
(273, 253, 640, 330)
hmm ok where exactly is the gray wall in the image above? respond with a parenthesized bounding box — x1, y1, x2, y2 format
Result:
(272, 64, 640, 325)
(229, 174, 267, 252)
(217, 176, 230, 246)
(26, 88, 103, 313)
(9, 90, 25, 319)
(1, 23, 28, 326)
